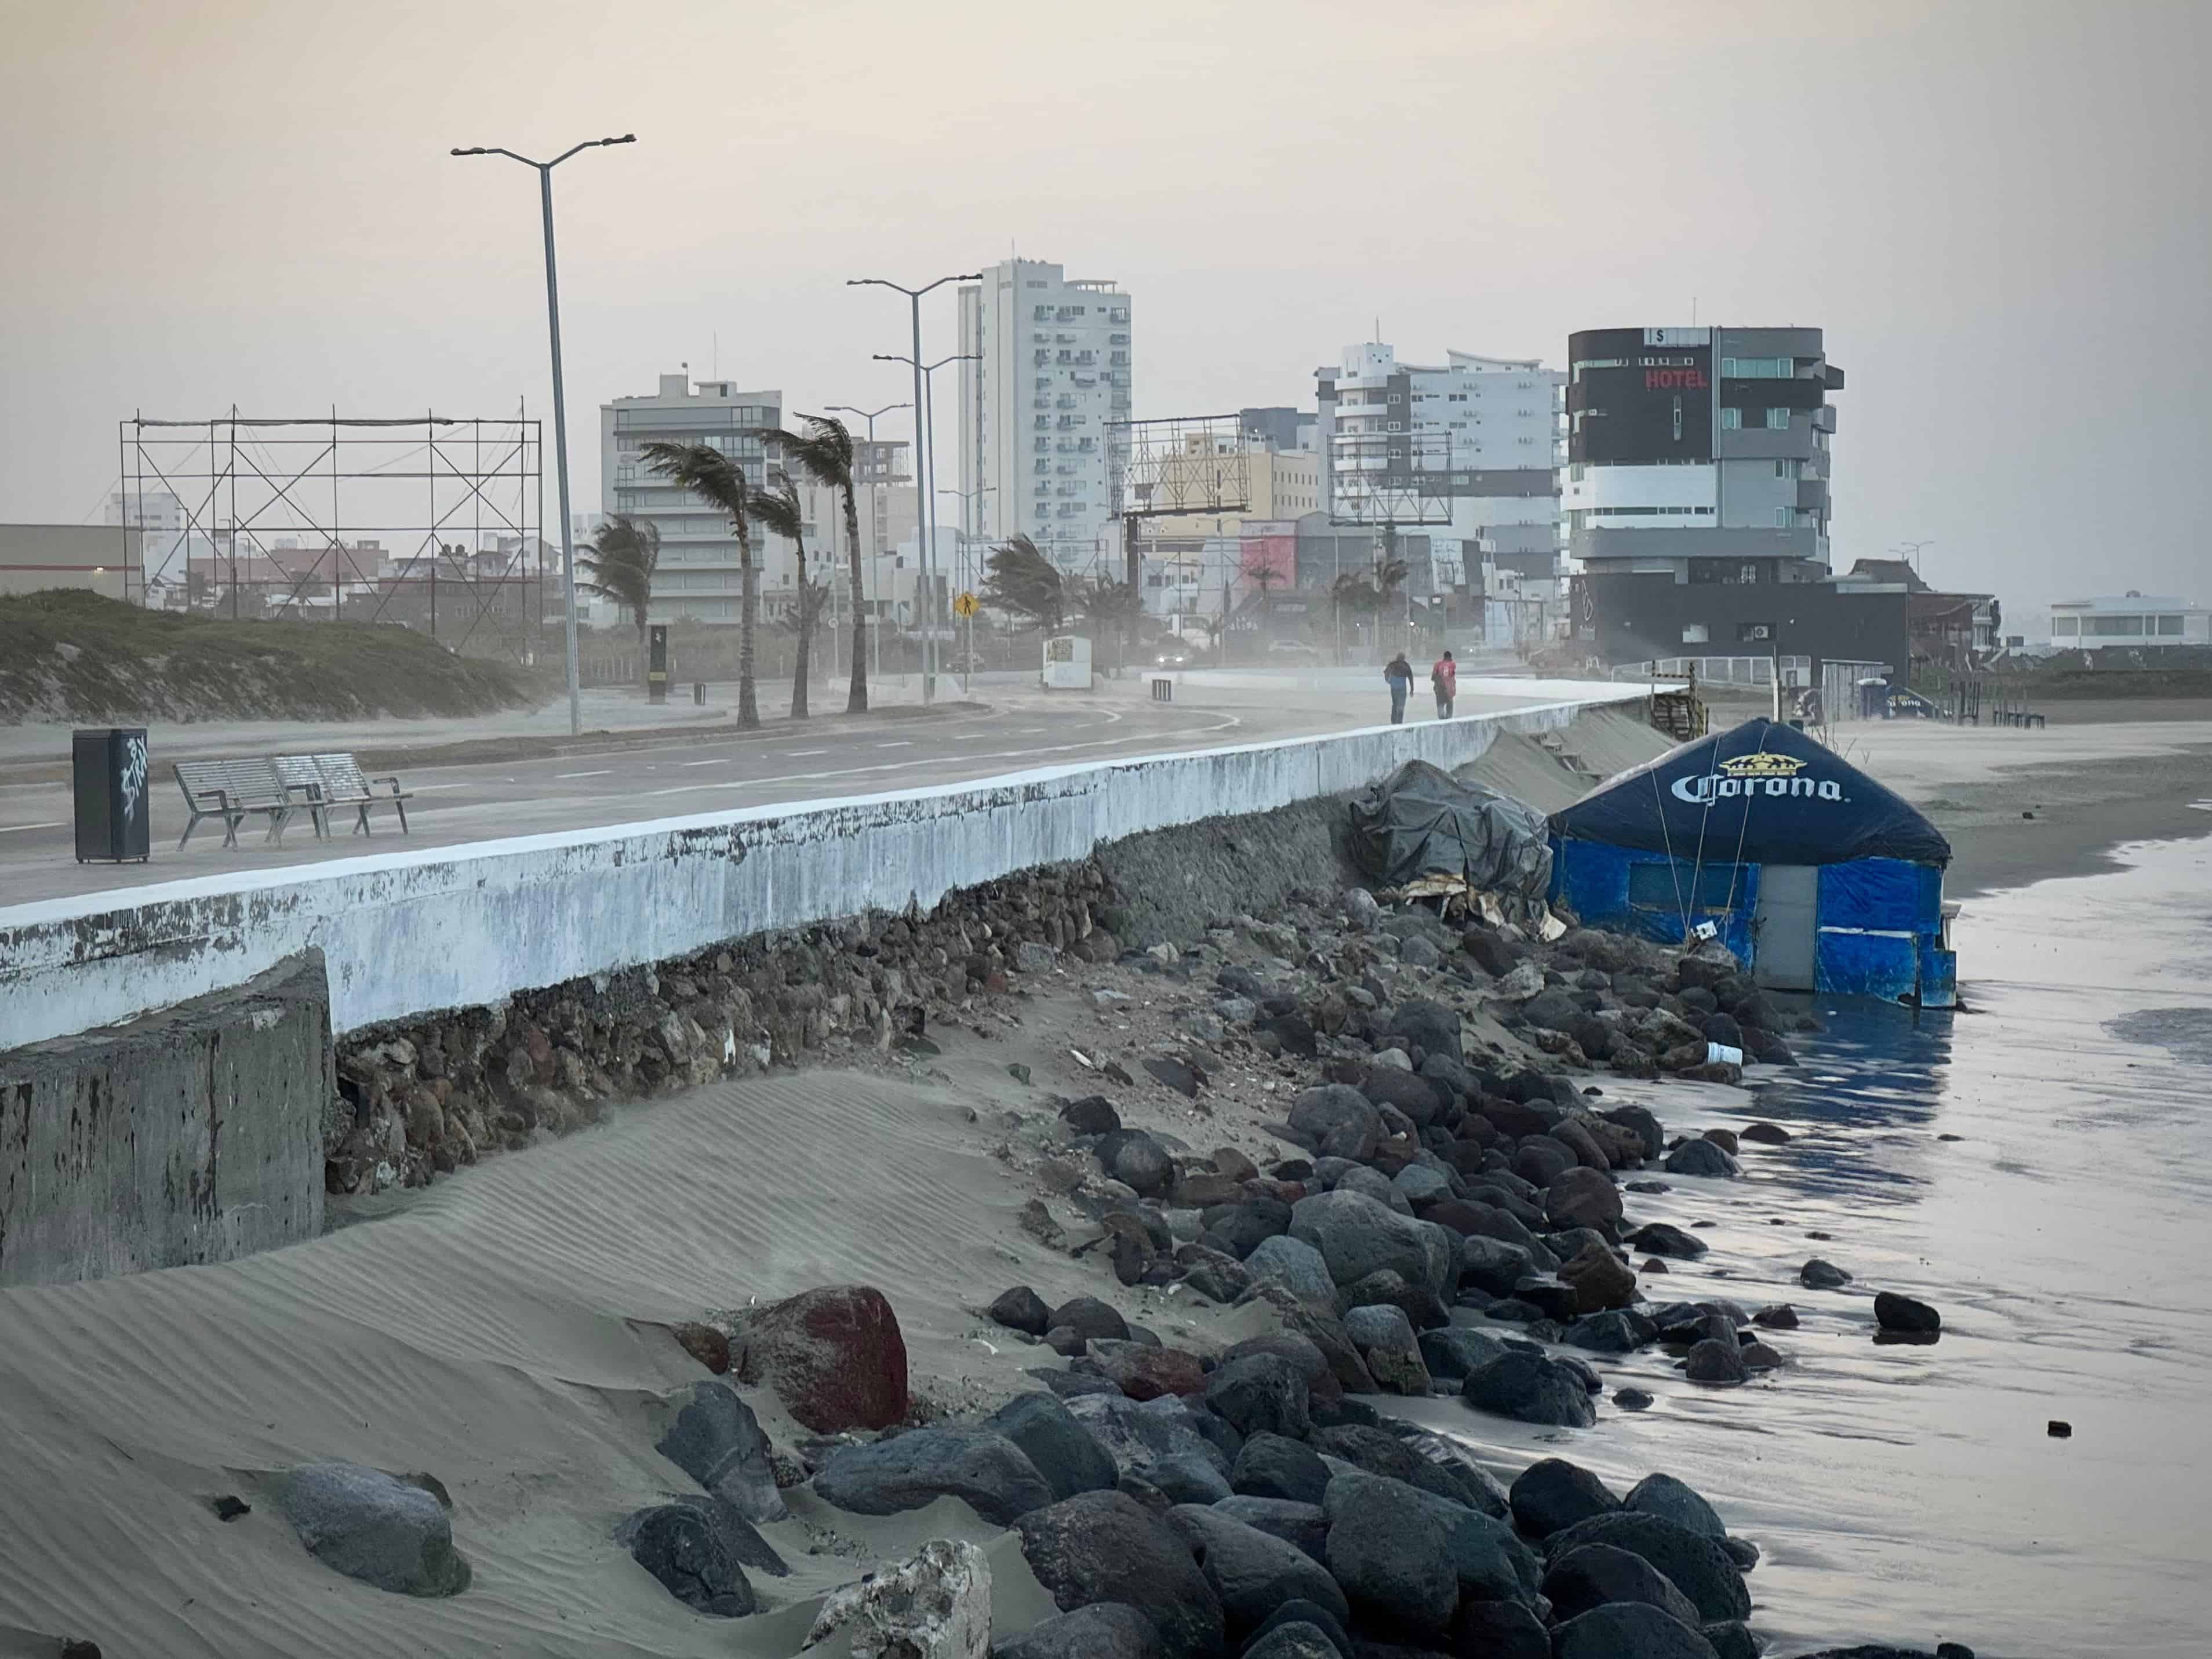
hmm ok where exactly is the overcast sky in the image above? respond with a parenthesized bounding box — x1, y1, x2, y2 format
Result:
(4, 0, 2206, 613)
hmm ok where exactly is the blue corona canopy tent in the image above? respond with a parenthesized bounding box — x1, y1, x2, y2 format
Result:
(1547, 718, 1957, 1006)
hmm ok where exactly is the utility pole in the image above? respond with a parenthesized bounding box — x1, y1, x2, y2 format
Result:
(847, 274, 980, 704)
(870, 347, 978, 702)
(451, 132, 636, 737)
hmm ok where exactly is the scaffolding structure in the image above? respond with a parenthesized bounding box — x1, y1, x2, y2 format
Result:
(117, 411, 548, 661)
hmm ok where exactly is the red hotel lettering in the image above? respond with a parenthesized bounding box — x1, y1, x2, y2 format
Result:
(1645, 369, 1708, 390)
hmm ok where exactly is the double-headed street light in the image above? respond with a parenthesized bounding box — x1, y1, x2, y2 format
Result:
(452, 133, 635, 737)
(823, 402, 911, 444)
(872, 352, 978, 700)
(848, 273, 980, 702)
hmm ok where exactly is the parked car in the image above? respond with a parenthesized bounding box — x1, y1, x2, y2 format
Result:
(1152, 645, 1193, 668)
(1267, 639, 1322, 659)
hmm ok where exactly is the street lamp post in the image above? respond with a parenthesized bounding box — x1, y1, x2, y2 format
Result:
(872, 351, 979, 701)
(847, 274, 980, 701)
(452, 133, 635, 738)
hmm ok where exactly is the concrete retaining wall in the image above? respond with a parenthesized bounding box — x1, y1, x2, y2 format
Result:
(0, 699, 1633, 1049)
(0, 950, 330, 1286)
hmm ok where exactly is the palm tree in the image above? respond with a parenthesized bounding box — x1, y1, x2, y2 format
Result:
(748, 414, 865, 714)
(639, 441, 759, 728)
(1073, 576, 1142, 675)
(982, 533, 1065, 636)
(747, 471, 815, 718)
(577, 514, 661, 692)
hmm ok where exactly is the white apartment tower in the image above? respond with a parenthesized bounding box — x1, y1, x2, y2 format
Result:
(1314, 344, 1564, 581)
(958, 259, 1132, 572)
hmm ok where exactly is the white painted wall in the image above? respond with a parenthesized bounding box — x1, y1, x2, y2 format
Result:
(0, 696, 1639, 1049)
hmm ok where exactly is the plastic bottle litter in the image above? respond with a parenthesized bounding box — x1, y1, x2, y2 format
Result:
(1707, 1042, 1745, 1066)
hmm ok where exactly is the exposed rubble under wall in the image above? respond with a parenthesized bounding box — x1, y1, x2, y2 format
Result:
(328, 863, 1119, 1195)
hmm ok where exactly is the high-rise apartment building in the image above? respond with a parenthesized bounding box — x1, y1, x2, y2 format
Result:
(1313, 344, 1563, 583)
(958, 259, 1132, 572)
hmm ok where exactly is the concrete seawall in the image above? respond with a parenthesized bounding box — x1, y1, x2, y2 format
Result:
(0, 698, 1635, 1049)
(0, 951, 331, 1286)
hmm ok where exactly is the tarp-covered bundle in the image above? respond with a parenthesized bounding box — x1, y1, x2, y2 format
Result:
(1349, 760, 1552, 897)
(1546, 718, 1955, 1006)
(1548, 717, 1951, 868)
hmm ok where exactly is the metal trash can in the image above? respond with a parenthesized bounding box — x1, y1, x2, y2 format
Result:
(72, 727, 152, 863)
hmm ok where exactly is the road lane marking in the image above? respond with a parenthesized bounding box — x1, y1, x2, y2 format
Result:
(876, 741, 912, 749)
(782, 750, 829, 757)
(0, 821, 64, 834)
(556, 770, 613, 779)
(681, 757, 729, 767)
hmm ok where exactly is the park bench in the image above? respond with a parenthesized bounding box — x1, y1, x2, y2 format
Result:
(272, 752, 413, 837)
(172, 758, 304, 849)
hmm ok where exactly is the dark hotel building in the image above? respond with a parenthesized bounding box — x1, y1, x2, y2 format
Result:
(1563, 326, 1915, 698)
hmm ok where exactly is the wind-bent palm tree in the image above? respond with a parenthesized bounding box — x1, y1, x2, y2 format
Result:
(577, 514, 661, 692)
(747, 414, 865, 714)
(747, 470, 815, 718)
(639, 441, 759, 728)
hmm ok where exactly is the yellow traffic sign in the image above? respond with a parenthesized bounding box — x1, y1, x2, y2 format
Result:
(953, 591, 980, 618)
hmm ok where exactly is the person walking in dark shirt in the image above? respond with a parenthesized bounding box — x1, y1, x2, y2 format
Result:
(1384, 652, 1414, 724)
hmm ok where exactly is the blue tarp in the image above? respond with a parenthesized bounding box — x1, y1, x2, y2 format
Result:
(1547, 718, 1951, 868)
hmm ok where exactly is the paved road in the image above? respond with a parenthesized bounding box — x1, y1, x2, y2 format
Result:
(0, 672, 1629, 910)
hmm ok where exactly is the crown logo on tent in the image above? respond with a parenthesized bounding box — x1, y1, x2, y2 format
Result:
(1716, 752, 1809, 780)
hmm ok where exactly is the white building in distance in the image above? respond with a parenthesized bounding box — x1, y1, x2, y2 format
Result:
(2043, 592, 2210, 650)
(1314, 343, 1563, 584)
(958, 258, 1132, 573)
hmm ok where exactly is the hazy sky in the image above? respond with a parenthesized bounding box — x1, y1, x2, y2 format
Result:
(4, 0, 2206, 613)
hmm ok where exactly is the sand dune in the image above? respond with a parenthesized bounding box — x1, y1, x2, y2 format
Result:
(0, 1071, 1090, 1659)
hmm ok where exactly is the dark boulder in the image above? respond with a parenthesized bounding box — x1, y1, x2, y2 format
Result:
(615, 1500, 755, 1616)
(1417, 1324, 1512, 1381)
(1544, 1166, 1625, 1232)
(1510, 1137, 1577, 1189)
(1249, 1602, 1354, 1659)
(1290, 1190, 1455, 1300)
(1167, 1504, 1351, 1639)
(654, 1380, 788, 1524)
(1662, 1140, 1739, 1178)
(1307, 1424, 1491, 1512)
(1320, 1474, 1459, 1638)
(1089, 1340, 1209, 1401)
(1206, 1354, 1313, 1442)
(1211, 1200, 1296, 1261)
(992, 1603, 1163, 1659)
(1683, 1338, 1747, 1385)
(1288, 1085, 1381, 1162)
(1626, 1221, 1710, 1261)
(1800, 1258, 1853, 1289)
(1050, 1295, 1131, 1346)
(1623, 1473, 1727, 1541)
(1361, 1064, 1452, 1129)
(1388, 998, 1465, 1064)
(1099, 1127, 1177, 1198)
(1151, 1453, 1235, 1505)
(1240, 1622, 1340, 1659)
(1600, 1105, 1666, 1161)
(989, 1285, 1054, 1337)
(1558, 1242, 1639, 1314)
(990, 1391, 1119, 1501)
(1544, 1512, 1751, 1622)
(1214, 1496, 1330, 1565)
(277, 1462, 470, 1598)
(1875, 1291, 1942, 1334)
(1451, 1598, 1549, 1659)
(733, 1285, 908, 1433)
(1460, 1350, 1598, 1428)
(1232, 1432, 1331, 1506)
(1061, 1095, 1123, 1135)
(1508, 1457, 1617, 1539)
(813, 1426, 1053, 1526)
(1458, 1235, 1541, 1298)
(1544, 1541, 1703, 1627)
(1015, 1491, 1227, 1659)
(1550, 1602, 1720, 1659)
(1564, 1308, 1658, 1353)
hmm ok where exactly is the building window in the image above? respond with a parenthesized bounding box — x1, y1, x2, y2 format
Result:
(1774, 459, 1802, 479)
(1682, 624, 1709, 644)
(1721, 356, 1792, 379)
(1720, 408, 1742, 430)
(2157, 614, 2186, 635)
(1765, 408, 1791, 430)
(2051, 616, 2080, 635)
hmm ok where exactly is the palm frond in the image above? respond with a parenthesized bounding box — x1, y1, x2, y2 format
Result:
(639, 441, 750, 522)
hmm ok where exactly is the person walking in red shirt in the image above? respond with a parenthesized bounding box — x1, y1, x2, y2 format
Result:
(1430, 649, 1457, 719)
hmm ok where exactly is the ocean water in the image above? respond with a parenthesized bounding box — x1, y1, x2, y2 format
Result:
(1402, 832, 2212, 1658)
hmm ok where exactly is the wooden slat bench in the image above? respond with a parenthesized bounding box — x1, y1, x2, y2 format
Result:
(172, 758, 303, 849)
